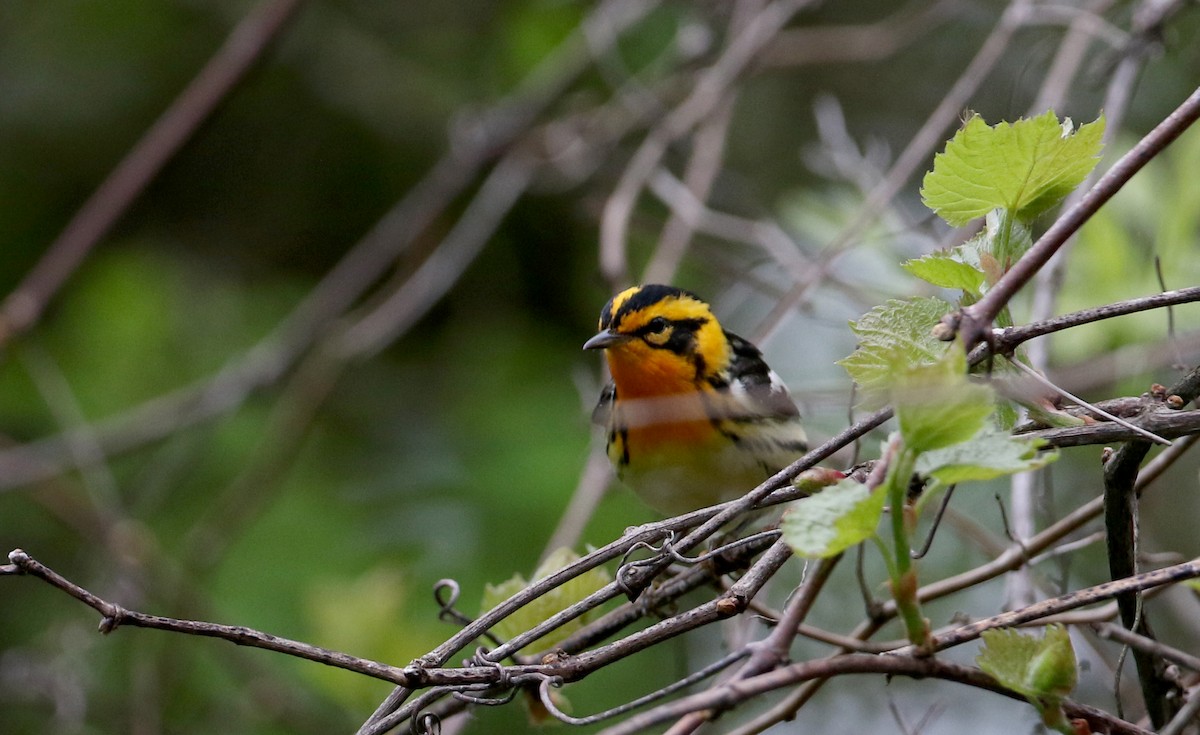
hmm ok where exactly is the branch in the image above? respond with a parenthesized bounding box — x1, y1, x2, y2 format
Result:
(1100, 364, 1200, 726)
(599, 0, 815, 284)
(890, 557, 1200, 656)
(1020, 407, 1200, 448)
(954, 84, 1200, 349)
(594, 654, 1153, 735)
(0, 0, 302, 344)
(989, 285, 1200, 355)
(4, 549, 412, 685)
(1092, 622, 1200, 674)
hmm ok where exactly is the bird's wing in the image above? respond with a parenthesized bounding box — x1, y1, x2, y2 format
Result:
(721, 331, 801, 420)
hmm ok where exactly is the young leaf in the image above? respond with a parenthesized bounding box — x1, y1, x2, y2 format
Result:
(781, 477, 886, 558)
(893, 345, 994, 453)
(1025, 624, 1079, 700)
(978, 627, 1041, 692)
(978, 624, 1078, 702)
(481, 547, 611, 651)
(902, 250, 986, 296)
(915, 425, 1057, 491)
(837, 297, 951, 407)
(921, 111, 1104, 225)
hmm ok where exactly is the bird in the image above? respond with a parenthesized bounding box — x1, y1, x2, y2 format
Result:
(584, 284, 808, 516)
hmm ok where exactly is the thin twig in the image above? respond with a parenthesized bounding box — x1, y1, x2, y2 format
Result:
(890, 558, 1200, 656)
(1007, 358, 1172, 445)
(0, 0, 303, 343)
(1019, 409, 1200, 448)
(990, 286, 1200, 355)
(1092, 622, 1200, 674)
(761, 0, 956, 67)
(599, 0, 816, 284)
(536, 650, 750, 726)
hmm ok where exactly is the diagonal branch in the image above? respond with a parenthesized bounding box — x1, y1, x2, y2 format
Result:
(0, 0, 303, 344)
(596, 654, 1153, 735)
(953, 84, 1200, 350)
(599, 0, 816, 284)
(890, 557, 1200, 656)
(989, 285, 1200, 355)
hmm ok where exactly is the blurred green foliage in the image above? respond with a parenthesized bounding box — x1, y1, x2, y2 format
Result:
(1, 1, 1199, 733)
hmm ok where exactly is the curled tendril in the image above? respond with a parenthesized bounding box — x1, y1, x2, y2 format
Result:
(466, 646, 503, 673)
(450, 658, 552, 708)
(615, 526, 780, 598)
(411, 711, 441, 735)
(432, 580, 505, 648)
(615, 531, 677, 597)
(452, 685, 520, 707)
(667, 529, 781, 565)
(433, 579, 474, 626)
(910, 485, 956, 559)
(619, 530, 675, 566)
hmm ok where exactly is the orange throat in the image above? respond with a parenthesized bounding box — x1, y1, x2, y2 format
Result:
(606, 348, 715, 451)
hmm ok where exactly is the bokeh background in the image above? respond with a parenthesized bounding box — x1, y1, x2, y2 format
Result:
(2, 0, 1199, 733)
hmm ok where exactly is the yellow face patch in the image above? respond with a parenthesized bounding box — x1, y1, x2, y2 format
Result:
(641, 322, 673, 346)
(602, 285, 643, 328)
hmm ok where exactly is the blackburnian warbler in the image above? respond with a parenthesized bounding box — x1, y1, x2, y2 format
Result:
(584, 284, 808, 515)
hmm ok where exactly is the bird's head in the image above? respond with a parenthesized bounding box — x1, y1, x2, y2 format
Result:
(584, 285, 730, 394)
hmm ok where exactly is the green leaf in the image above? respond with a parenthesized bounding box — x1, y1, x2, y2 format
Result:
(481, 548, 611, 651)
(978, 624, 1078, 702)
(902, 250, 986, 296)
(1025, 624, 1079, 699)
(894, 345, 994, 453)
(915, 425, 1057, 491)
(978, 627, 1041, 693)
(837, 297, 952, 408)
(921, 111, 1105, 225)
(781, 478, 886, 558)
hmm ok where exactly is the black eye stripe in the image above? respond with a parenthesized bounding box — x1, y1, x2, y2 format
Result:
(634, 317, 706, 336)
(634, 316, 672, 335)
(635, 318, 709, 355)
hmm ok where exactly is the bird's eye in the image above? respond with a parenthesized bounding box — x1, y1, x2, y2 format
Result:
(640, 316, 673, 346)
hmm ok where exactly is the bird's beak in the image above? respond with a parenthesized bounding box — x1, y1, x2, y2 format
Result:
(583, 329, 630, 351)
